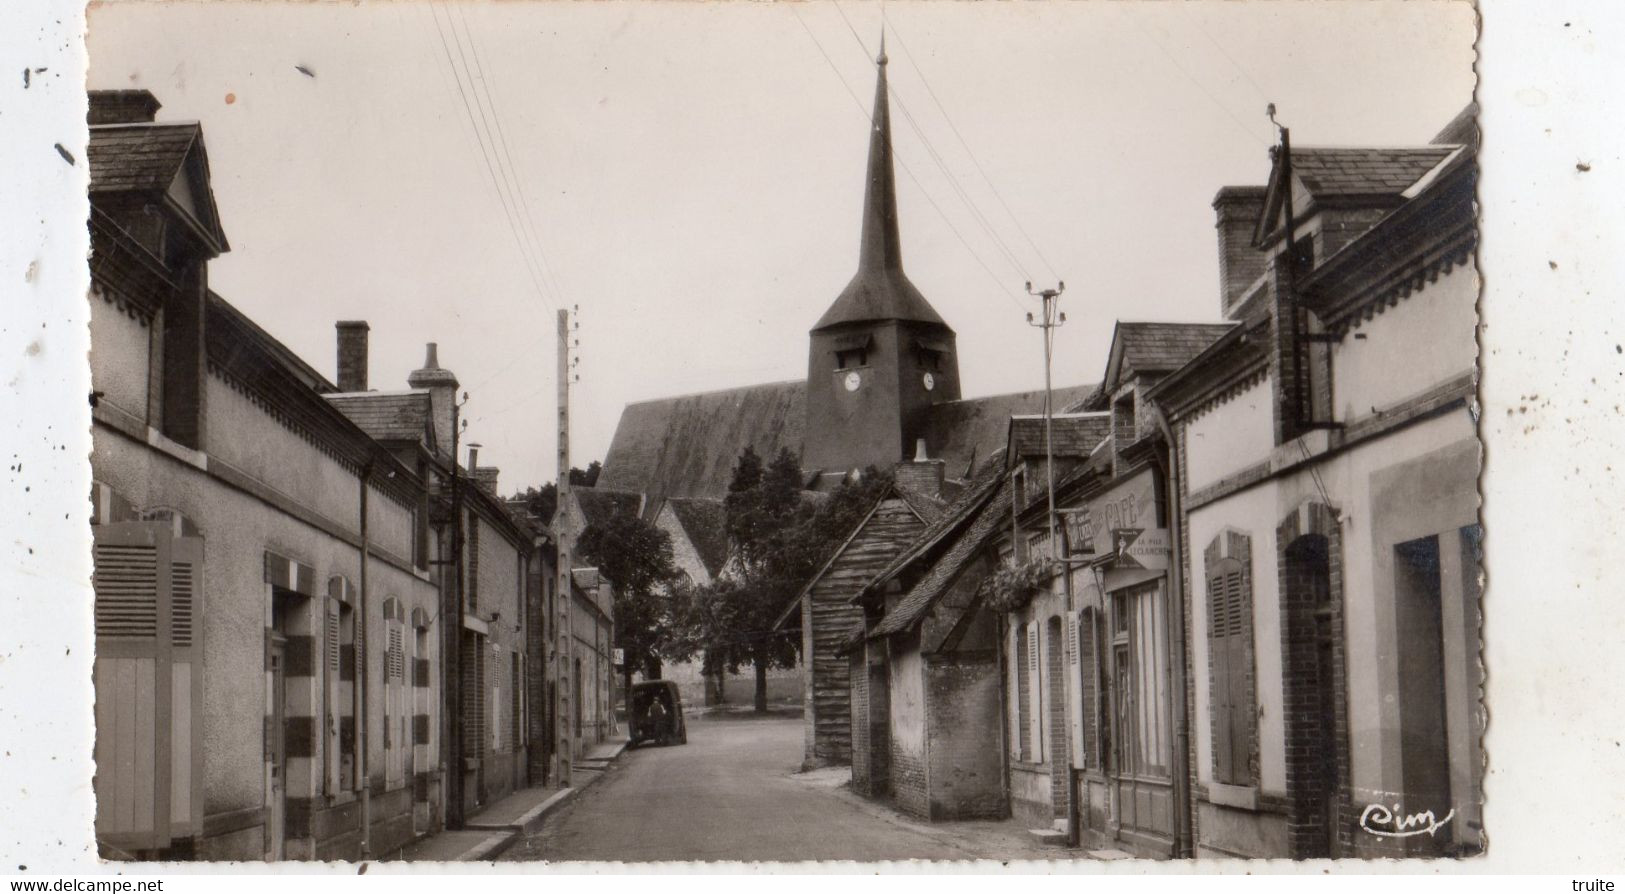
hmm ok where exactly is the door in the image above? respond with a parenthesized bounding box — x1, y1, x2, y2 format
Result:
(268, 637, 287, 861)
(1106, 582, 1177, 855)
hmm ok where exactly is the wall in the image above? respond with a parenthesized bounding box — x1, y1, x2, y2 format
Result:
(1184, 376, 1274, 492)
(887, 634, 927, 817)
(925, 655, 1004, 819)
(88, 285, 152, 424)
(1331, 263, 1478, 417)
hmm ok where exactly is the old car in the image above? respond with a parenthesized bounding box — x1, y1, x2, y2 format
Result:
(628, 680, 687, 747)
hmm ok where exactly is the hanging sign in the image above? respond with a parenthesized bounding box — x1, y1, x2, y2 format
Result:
(1111, 527, 1171, 571)
(612, 648, 626, 666)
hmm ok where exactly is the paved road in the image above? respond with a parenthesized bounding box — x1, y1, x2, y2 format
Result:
(503, 711, 1059, 863)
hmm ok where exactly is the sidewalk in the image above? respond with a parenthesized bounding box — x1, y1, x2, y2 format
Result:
(397, 736, 630, 862)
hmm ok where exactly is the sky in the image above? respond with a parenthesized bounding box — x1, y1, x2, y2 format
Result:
(86, 0, 1477, 493)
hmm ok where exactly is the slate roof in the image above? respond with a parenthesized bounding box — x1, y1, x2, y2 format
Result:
(855, 462, 1005, 604)
(596, 381, 806, 505)
(1289, 147, 1458, 199)
(88, 123, 201, 193)
(665, 497, 730, 578)
(1007, 412, 1113, 461)
(916, 384, 1098, 480)
(598, 379, 1098, 505)
(324, 390, 434, 446)
(871, 475, 1012, 639)
(573, 487, 646, 528)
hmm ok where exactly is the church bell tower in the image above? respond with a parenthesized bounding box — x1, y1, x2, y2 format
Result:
(804, 36, 961, 477)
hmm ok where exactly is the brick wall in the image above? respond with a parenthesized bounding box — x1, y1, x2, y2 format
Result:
(925, 654, 1005, 820)
(1274, 502, 1360, 858)
(891, 743, 929, 819)
(849, 649, 871, 795)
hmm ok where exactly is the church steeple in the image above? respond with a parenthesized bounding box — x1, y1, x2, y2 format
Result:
(811, 33, 948, 332)
(803, 30, 961, 477)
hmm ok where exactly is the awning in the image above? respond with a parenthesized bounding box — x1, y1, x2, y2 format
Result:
(912, 337, 951, 354)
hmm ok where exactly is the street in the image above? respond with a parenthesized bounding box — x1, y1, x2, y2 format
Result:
(502, 710, 1062, 863)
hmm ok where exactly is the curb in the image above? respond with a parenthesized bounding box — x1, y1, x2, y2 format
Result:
(463, 742, 630, 860)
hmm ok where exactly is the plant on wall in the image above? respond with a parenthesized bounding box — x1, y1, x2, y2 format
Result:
(985, 556, 1056, 614)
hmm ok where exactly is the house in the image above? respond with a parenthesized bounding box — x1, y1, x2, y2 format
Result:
(87, 90, 443, 860)
(550, 487, 627, 759)
(770, 459, 946, 768)
(842, 464, 1009, 819)
(1148, 110, 1481, 859)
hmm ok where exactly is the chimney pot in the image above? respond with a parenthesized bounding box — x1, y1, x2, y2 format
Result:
(913, 438, 930, 462)
(335, 320, 369, 392)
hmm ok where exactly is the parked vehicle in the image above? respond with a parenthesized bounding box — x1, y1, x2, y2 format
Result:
(629, 680, 687, 747)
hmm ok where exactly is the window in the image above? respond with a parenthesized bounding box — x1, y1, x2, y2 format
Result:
(1113, 393, 1137, 462)
(1113, 583, 1171, 778)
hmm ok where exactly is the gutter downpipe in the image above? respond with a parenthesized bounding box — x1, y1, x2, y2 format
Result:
(1150, 404, 1193, 859)
(358, 461, 373, 858)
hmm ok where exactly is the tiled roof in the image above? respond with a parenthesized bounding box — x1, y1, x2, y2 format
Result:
(856, 462, 1005, 603)
(917, 384, 1098, 480)
(895, 485, 946, 525)
(597, 381, 806, 505)
(324, 391, 433, 446)
(665, 497, 730, 577)
(573, 487, 645, 528)
(1290, 147, 1458, 199)
(88, 123, 200, 193)
(1007, 412, 1113, 461)
(1115, 322, 1238, 380)
(871, 476, 1012, 639)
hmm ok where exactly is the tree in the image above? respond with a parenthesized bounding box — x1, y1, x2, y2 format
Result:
(576, 511, 679, 709)
(509, 462, 602, 525)
(671, 447, 893, 712)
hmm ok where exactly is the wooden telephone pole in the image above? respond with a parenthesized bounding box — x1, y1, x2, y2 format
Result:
(554, 308, 576, 786)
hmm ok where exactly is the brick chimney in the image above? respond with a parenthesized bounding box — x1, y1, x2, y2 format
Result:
(1213, 186, 1268, 320)
(335, 321, 369, 392)
(474, 467, 500, 496)
(89, 90, 162, 125)
(408, 343, 460, 460)
(893, 438, 945, 499)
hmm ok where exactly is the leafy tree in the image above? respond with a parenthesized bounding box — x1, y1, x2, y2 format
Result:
(671, 447, 893, 712)
(509, 462, 602, 525)
(576, 511, 679, 704)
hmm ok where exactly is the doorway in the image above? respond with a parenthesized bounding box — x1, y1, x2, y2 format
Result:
(1105, 581, 1175, 855)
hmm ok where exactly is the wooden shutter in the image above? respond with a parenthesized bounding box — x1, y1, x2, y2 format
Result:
(1026, 621, 1041, 761)
(325, 601, 341, 795)
(1208, 560, 1249, 785)
(92, 522, 204, 852)
(1067, 612, 1084, 769)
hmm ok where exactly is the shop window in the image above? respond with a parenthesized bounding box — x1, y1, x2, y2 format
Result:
(1112, 584, 1171, 779)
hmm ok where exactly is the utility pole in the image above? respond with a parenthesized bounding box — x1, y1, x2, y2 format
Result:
(554, 308, 577, 786)
(1026, 281, 1067, 562)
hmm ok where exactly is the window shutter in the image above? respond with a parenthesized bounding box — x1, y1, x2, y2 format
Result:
(1026, 621, 1041, 761)
(1208, 567, 1235, 785)
(325, 602, 340, 795)
(92, 522, 204, 851)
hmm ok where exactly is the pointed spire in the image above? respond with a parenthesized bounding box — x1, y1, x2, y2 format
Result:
(812, 29, 949, 332)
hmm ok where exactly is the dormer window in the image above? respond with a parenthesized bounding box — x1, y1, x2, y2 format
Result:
(1113, 393, 1137, 457)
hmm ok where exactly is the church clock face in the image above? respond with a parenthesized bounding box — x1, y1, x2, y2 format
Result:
(844, 371, 862, 392)
(922, 372, 935, 391)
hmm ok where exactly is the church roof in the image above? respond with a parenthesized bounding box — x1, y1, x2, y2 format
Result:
(596, 381, 806, 506)
(664, 497, 731, 578)
(916, 384, 1098, 479)
(811, 40, 948, 333)
(572, 487, 646, 529)
(597, 379, 1098, 506)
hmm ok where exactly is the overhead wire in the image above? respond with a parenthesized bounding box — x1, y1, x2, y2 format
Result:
(790, 6, 1027, 312)
(427, 2, 557, 314)
(882, 14, 1062, 283)
(1116, 4, 1271, 148)
(831, 1, 1035, 286)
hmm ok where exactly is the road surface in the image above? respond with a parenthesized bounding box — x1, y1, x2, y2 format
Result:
(503, 710, 1061, 863)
